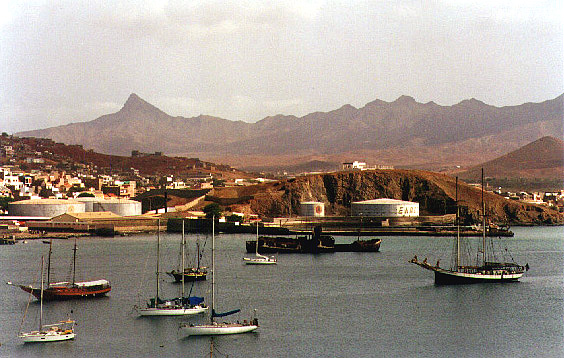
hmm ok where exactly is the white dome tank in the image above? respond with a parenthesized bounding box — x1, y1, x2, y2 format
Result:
(8, 199, 86, 218)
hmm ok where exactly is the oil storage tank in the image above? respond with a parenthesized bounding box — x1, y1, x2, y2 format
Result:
(351, 199, 419, 217)
(75, 197, 99, 212)
(300, 202, 325, 217)
(8, 199, 86, 218)
(92, 198, 141, 216)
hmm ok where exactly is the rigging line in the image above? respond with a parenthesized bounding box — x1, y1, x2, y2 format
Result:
(136, 233, 154, 305)
(19, 260, 40, 335)
(66, 243, 75, 283)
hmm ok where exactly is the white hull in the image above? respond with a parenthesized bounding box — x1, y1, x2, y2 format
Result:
(19, 331, 75, 343)
(137, 306, 208, 316)
(243, 254, 276, 265)
(180, 323, 258, 336)
(437, 268, 523, 281)
(244, 259, 277, 265)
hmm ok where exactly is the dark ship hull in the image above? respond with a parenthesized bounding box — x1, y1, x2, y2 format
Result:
(410, 258, 525, 285)
(18, 280, 111, 300)
(433, 270, 522, 285)
(167, 269, 207, 282)
(334, 238, 381, 252)
(246, 232, 381, 254)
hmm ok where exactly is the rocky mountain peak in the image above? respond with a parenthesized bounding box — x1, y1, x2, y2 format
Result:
(120, 93, 162, 114)
(457, 98, 486, 107)
(393, 95, 417, 105)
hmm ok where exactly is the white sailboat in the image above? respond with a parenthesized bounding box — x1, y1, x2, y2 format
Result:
(180, 216, 259, 335)
(19, 256, 76, 343)
(243, 222, 277, 265)
(136, 220, 208, 316)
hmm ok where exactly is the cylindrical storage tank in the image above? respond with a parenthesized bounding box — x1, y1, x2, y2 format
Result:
(351, 199, 419, 217)
(75, 197, 99, 212)
(8, 199, 86, 218)
(300, 201, 325, 217)
(92, 198, 142, 216)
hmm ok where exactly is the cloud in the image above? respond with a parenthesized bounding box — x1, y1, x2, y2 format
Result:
(437, 0, 563, 24)
(89, 0, 322, 44)
(1, 0, 562, 133)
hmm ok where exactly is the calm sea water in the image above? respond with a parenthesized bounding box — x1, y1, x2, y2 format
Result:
(0, 226, 562, 357)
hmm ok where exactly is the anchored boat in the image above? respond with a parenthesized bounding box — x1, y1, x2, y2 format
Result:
(9, 239, 110, 300)
(167, 232, 207, 282)
(180, 216, 258, 336)
(243, 222, 277, 265)
(410, 172, 528, 284)
(136, 219, 208, 316)
(19, 256, 76, 343)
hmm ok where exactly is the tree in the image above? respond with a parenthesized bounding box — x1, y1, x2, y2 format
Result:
(212, 178, 225, 187)
(39, 188, 53, 198)
(77, 192, 95, 198)
(0, 197, 14, 212)
(203, 203, 222, 219)
(226, 213, 243, 223)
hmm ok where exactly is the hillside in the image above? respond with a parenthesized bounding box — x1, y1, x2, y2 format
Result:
(459, 136, 564, 180)
(208, 170, 562, 225)
(16, 93, 563, 171)
(0, 135, 251, 178)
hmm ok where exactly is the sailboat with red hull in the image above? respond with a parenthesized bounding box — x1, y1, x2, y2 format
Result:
(9, 239, 111, 300)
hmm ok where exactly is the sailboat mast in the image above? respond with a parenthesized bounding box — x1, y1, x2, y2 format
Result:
(481, 168, 486, 265)
(196, 238, 200, 269)
(181, 219, 185, 298)
(255, 222, 259, 255)
(156, 219, 160, 302)
(39, 256, 44, 331)
(455, 177, 460, 269)
(47, 240, 52, 285)
(72, 239, 77, 285)
(211, 216, 215, 324)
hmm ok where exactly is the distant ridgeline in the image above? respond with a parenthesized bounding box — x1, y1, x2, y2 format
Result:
(15, 93, 563, 169)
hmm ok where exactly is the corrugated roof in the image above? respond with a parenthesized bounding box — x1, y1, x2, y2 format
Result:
(54, 212, 122, 220)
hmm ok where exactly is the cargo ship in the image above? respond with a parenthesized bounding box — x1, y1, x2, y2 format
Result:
(246, 227, 381, 254)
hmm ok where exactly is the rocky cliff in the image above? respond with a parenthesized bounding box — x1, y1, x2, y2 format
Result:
(217, 170, 562, 225)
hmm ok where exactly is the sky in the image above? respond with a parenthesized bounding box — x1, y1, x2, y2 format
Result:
(1, 0, 562, 134)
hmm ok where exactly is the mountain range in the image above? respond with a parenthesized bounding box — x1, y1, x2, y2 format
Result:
(17, 93, 563, 171)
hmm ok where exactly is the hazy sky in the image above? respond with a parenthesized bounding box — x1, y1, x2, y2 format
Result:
(1, 0, 562, 134)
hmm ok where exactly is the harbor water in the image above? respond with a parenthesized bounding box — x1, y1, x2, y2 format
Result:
(0, 226, 562, 357)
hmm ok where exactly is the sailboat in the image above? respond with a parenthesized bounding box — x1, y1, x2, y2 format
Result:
(167, 231, 207, 282)
(9, 239, 111, 300)
(180, 216, 259, 335)
(19, 256, 76, 343)
(410, 172, 528, 284)
(136, 219, 208, 316)
(243, 222, 277, 265)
